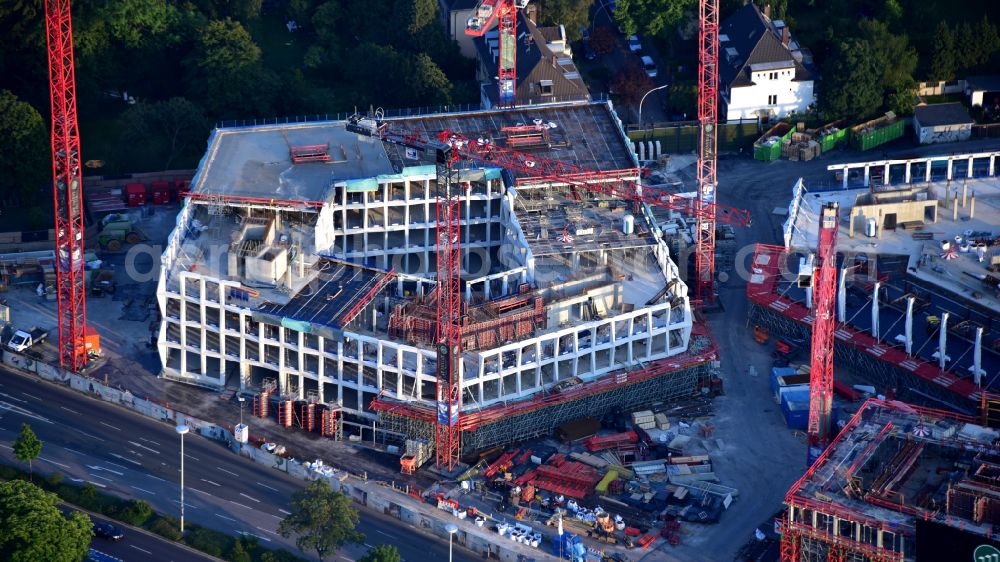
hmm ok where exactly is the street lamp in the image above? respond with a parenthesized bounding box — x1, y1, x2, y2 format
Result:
(175, 424, 189, 534)
(446, 523, 458, 562)
(238, 396, 245, 426)
(638, 84, 669, 128)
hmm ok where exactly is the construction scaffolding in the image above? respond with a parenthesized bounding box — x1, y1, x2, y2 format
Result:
(374, 331, 717, 455)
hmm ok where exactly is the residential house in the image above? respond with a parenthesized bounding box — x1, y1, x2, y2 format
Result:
(474, 11, 590, 109)
(718, 3, 815, 122)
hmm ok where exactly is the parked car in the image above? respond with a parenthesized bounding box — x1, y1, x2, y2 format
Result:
(583, 39, 597, 61)
(628, 35, 642, 53)
(93, 522, 125, 541)
(641, 55, 658, 78)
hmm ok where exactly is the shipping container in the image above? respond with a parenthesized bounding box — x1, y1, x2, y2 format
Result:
(151, 181, 171, 204)
(850, 112, 905, 151)
(815, 119, 848, 153)
(781, 389, 810, 430)
(754, 122, 794, 161)
(769, 366, 797, 399)
(125, 183, 146, 206)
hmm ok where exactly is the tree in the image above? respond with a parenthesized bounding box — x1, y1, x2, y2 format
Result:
(857, 20, 917, 95)
(610, 62, 654, 108)
(0, 480, 92, 562)
(118, 98, 209, 169)
(590, 26, 616, 55)
(929, 21, 956, 81)
(537, 0, 592, 41)
(278, 479, 363, 561)
(12, 423, 42, 481)
(184, 18, 277, 117)
(613, 0, 695, 38)
(359, 544, 401, 562)
(228, 538, 252, 562)
(818, 38, 882, 121)
(0, 91, 49, 210)
(974, 16, 1000, 68)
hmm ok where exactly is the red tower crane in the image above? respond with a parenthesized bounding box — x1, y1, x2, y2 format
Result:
(807, 203, 840, 464)
(45, 0, 88, 372)
(348, 115, 751, 471)
(695, 0, 720, 303)
(465, 0, 528, 108)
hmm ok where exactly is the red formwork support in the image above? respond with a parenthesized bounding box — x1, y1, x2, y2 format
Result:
(45, 0, 88, 372)
(277, 400, 293, 428)
(298, 402, 316, 433)
(807, 204, 840, 463)
(695, 0, 720, 304)
(320, 407, 341, 439)
(253, 392, 270, 418)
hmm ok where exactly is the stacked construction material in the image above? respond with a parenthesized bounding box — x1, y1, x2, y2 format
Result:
(522, 455, 602, 499)
(632, 410, 656, 430)
(654, 413, 671, 430)
(584, 431, 638, 452)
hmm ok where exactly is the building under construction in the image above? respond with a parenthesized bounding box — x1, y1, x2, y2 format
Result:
(749, 152, 1000, 417)
(155, 101, 718, 455)
(780, 398, 1000, 562)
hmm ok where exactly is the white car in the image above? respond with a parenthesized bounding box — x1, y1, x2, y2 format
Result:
(641, 55, 657, 78)
(628, 35, 642, 53)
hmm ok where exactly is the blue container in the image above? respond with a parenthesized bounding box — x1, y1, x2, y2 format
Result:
(551, 533, 581, 559)
(781, 389, 810, 430)
(770, 366, 798, 400)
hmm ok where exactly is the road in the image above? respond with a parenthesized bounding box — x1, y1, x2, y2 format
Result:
(0, 367, 477, 562)
(57, 506, 220, 562)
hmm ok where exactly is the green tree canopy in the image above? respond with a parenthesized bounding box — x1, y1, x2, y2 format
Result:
(611, 62, 654, 108)
(819, 38, 882, 121)
(278, 479, 363, 561)
(0, 480, 92, 562)
(930, 21, 956, 81)
(12, 423, 42, 480)
(0, 91, 48, 209)
(184, 18, 277, 117)
(118, 97, 209, 170)
(614, 0, 695, 38)
(359, 544, 401, 562)
(537, 0, 592, 41)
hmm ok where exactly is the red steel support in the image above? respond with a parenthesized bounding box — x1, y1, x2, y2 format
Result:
(435, 164, 463, 471)
(695, 0, 720, 303)
(336, 269, 397, 328)
(45, 0, 87, 371)
(807, 203, 840, 463)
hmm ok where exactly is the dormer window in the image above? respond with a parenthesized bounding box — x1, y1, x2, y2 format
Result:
(539, 80, 553, 95)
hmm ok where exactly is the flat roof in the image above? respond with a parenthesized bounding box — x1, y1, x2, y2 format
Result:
(787, 398, 1000, 538)
(192, 122, 395, 204)
(382, 102, 636, 177)
(914, 102, 974, 127)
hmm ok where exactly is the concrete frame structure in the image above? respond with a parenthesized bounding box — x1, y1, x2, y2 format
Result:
(155, 102, 694, 419)
(827, 150, 1000, 189)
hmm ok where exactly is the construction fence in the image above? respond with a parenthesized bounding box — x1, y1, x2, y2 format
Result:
(0, 349, 548, 562)
(626, 118, 760, 154)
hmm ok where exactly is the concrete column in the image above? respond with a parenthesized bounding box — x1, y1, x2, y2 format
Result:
(970, 192, 976, 219)
(883, 164, 890, 186)
(905, 297, 914, 356)
(501, 277, 509, 297)
(871, 281, 880, 340)
(925, 161, 932, 183)
(842, 168, 849, 189)
(905, 162, 912, 184)
(837, 267, 847, 322)
(939, 312, 949, 371)
(990, 155, 996, 176)
(947, 160, 954, 180)
(864, 166, 871, 187)
(953, 194, 959, 221)
(967, 158, 974, 179)
(963, 181, 968, 207)
(975, 327, 984, 387)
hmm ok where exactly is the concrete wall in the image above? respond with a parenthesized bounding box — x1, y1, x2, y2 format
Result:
(849, 200, 937, 238)
(916, 123, 973, 145)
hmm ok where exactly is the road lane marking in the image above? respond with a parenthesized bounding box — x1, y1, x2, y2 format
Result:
(64, 447, 84, 455)
(230, 500, 253, 510)
(129, 546, 152, 555)
(86, 465, 124, 476)
(200, 479, 221, 487)
(238, 531, 271, 543)
(364, 543, 374, 548)
(130, 486, 154, 495)
(171, 500, 198, 509)
(127, 441, 160, 454)
(86, 480, 107, 488)
(185, 453, 200, 461)
(191, 488, 213, 496)
(72, 428, 104, 441)
(255, 526, 278, 536)
(88, 473, 113, 482)
(216, 514, 237, 522)
(376, 530, 395, 538)
(257, 482, 279, 492)
(146, 474, 166, 482)
(239, 492, 261, 503)
(105, 461, 128, 471)
(340, 557, 355, 562)
(110, 453, 142, 467)
(21, 392, 42, 401)
(60, 406, 79, 414)
(218, 467, 239, 477)
(139, 437, 161, 446)
(278, 509, 292, 515)
(0, 392, 26, 403)
(0, 400, 53, 424)
(99, 421, 121, 431)
(40, 456, 70, 469)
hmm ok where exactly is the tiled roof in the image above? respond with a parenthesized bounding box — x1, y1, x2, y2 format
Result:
(719, 3, 811, 89)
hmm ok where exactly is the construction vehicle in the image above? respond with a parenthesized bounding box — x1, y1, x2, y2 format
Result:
(7, 327, 49, 352)
(98, 213, 144, 252)
(89, 270, 116, 296)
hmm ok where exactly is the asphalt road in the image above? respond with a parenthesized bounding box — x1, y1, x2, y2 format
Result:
(0, 367, 477, 562)
(56, 506, 220, 562)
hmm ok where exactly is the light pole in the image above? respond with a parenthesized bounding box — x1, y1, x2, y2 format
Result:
(638, 84, 669, 128)
(176, 424, 189, 534)
(446, 523, 458, 562)
(238, 396, 245, 426)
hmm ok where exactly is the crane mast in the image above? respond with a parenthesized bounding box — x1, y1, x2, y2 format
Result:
(695, 0, 720, 303)
(466, 0, 527, 108)
(45, 0, 88, 371)
(807, 203, 840, 464)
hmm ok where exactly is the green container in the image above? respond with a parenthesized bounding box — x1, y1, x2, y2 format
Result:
(753, 123, 794, 162)
(819, 127, 848, 153)
(850, 118, 905, 151)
